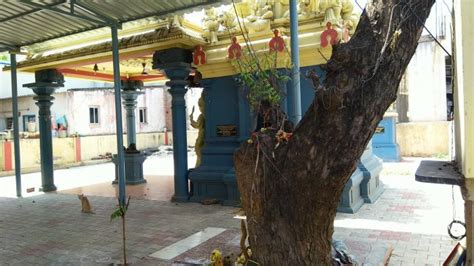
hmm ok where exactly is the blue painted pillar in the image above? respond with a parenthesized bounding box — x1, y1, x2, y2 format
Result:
(289, 0, 302, 124)
(111, 25, 127, 205)
(24, 69, 64, 192)
(153, 48, 192, 202)
(10, 53, 22, 197)
(121, 80, 144, 147)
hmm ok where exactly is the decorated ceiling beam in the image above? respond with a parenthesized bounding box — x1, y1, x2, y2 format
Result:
(8, 0, 360, 81)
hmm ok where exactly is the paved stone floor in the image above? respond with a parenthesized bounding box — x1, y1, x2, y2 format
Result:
(0, 156, 465, 265)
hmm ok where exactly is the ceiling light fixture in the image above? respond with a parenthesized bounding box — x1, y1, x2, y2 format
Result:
(141, 62, 148, 75)
(93, 63, 99, 74)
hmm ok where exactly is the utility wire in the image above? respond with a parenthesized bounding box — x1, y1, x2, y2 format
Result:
(354, 0, 452, 57)
(405, 2, 451, 57)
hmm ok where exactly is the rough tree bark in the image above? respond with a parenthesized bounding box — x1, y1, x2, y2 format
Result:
(234, 0, 435, 265)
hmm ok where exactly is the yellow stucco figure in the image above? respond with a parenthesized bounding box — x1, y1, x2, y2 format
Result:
(319, 0, 343, 25)
(341, 0, 359, 32)
(190, 93, 205, 167)
(244, 0, 274, 32)
(203, 7, 220, 43)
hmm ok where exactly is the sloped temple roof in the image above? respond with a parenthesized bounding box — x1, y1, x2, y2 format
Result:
(0, 0, 224, 52)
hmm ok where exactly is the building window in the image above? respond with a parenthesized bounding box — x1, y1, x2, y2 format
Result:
(23, 115, 36, 132)
(6, 117, 13, 130)
(446, 56, 454, 120)
(89, 107, 99, 124)
(139, 108, 147, 124)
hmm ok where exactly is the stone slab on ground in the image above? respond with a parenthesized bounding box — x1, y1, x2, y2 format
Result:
(142, 228, 392, 265)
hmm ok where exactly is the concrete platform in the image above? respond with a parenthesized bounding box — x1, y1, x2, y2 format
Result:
(0, 156, 464, 265)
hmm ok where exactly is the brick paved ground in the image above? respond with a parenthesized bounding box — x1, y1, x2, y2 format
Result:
(0, 157, 464, 265)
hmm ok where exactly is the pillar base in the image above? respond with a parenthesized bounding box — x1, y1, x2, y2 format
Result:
(41, 184, 57, 192)
(188, 144, 239, 206)
(112, 152, 147, 185)
(359, 157, 384, 203)
(338, 141, 384, 213)
(171, 194, 189, 202)
(222, 167, 240, 206)
(337, 167, 365, 214)
(112, 179, 147, 185)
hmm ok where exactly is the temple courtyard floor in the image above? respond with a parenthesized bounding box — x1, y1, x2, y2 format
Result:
(0, 153, 464, 265)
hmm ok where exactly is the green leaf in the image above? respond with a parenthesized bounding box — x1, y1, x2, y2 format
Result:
(110, 203, 128, 221)
(110, 208, 123, 221)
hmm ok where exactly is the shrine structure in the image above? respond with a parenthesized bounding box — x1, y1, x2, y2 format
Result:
(10, 0, 383, 213)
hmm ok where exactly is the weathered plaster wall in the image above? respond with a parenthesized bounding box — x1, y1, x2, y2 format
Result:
(0, 96, 37, 132)
(0, 131, 198, 171)
(67, 89, 120, 136)
(66, 87, 166, 136)
(405, 41, 448, 122)
(396, 121, 451, 157)
(136, 87, 166, 133)
(396, 0, 451, 123)
(1, 87, 173, 140)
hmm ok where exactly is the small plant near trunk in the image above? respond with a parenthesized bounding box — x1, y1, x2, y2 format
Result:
(111, 196, 131, 265)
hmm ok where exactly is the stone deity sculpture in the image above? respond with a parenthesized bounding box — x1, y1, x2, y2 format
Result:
(190, 93, 205, 167)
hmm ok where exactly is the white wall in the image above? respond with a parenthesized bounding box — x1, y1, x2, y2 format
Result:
(401, 0, 452, 122)
(67, 89, 117, 135)
(405, 41, 448, 122)
(67, 87, 167, 136)
(0, 96, 37, 132)
(0, 87, 169, 136)
(0, 92, 71, 132)
(136, 87, 167, 133)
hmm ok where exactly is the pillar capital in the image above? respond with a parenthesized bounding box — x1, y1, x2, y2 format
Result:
(121, 79, 144, 110)
(122, 90, 143, 104)
(121, 79, 143, 92)
(152, 48, 193, 81)
(23, 69, 64, 93)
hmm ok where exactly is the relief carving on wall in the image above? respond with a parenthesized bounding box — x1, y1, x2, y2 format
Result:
(201, 0, 360, 43)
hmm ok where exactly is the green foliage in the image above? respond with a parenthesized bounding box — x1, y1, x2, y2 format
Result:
(0, 53, 9, 63)
(110, 196, 130, 221)
(233, 51, 291, 111)
(111, 196, 131, 264)
(110, 204, 127, 221)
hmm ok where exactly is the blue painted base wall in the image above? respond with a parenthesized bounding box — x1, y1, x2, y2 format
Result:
(189, 66, 384, 212)
(188, 76, 248, 205)
(372, 116, 401, 162)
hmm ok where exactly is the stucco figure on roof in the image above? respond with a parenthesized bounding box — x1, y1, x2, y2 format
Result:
(203, 8, 220, 43)
(244, 0, 274, 32)
(218, 9, 239, 33)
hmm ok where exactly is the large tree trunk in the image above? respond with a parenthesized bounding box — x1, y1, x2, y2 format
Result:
(234, 0, 435, 264)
